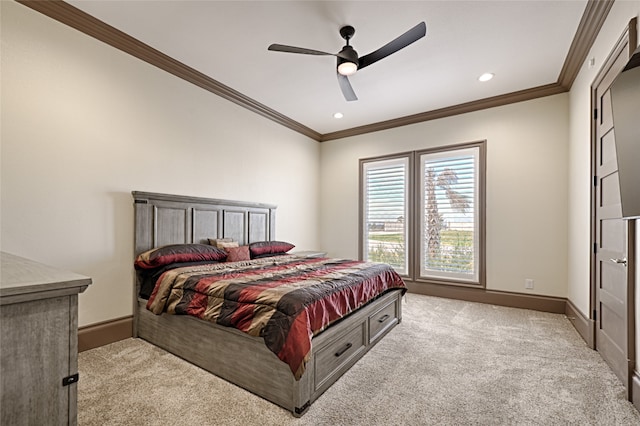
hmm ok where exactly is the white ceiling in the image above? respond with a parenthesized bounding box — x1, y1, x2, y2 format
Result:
(68, 0, 588, 135)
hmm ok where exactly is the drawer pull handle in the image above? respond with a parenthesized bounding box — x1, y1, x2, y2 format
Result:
(334, 342, 352, 357)
(378, 314, 390, 323)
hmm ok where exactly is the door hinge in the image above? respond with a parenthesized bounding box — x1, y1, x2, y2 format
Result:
(62, 373, 79, 387)
(593, 243, 598, 254)
(593, 310, 597, 321)
(593, 175, 598, 186)
(593, 108, 598, 120)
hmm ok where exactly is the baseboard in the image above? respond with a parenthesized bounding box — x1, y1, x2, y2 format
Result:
(565, 299, 595, 348)
(78, 316, 133, 352)
(77, 287, 567, 352)
(633, 371, 640, 411)
(405, 281, 566, 313)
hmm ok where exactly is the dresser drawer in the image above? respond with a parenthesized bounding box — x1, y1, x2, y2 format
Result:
(368, 298, 399, 344)
(314, 321, 366, 390)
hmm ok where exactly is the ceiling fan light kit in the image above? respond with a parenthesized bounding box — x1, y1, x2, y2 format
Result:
(337, 59, 358, 76)
(268, 21, 427, 101)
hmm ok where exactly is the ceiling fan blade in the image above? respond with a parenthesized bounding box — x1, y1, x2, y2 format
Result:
(358, 22, 426, 70)
(268, 44, 335, 56)
(337, 73, 358, 101)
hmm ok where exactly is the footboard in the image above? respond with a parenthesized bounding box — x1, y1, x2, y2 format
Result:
(135, 289, 403, 416)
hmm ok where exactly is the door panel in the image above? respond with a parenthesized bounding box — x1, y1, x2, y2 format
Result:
(601, 219, 624, 252)
(600, 131, 616, 165)
(600, 175, 621, 208)
(600, 264, 626, 307)
(601, 302, 625, 345)
(600, 90, 613, 129)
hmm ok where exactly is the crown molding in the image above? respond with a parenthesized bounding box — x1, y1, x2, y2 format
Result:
(321, 83, 566, 141)
(557, 0, 615, 89)
(17, 0, 611, 143)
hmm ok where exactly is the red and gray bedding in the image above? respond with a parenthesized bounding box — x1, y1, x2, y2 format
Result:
(145, 255, 406, 379)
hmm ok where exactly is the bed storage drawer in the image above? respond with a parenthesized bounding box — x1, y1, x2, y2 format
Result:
(314, 321, 366, 390)
(368, 297, 399, 344)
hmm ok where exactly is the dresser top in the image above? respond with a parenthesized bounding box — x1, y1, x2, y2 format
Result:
(1, 252, 92, 299)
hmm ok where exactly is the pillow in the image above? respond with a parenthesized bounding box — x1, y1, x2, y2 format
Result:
(137, 260, 219, 299)
(135, 244, 227, 269)
(217, 241, 239, 249)
(249, 241, 295, 258)
(252, 252, 291, 259)
(225, 245, 251, 262)
(208, 238, 233, 246)
(208, 238, 240, 249)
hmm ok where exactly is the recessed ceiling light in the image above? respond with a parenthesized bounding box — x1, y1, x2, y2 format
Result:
(478, 73, 494, 82)
(333, 112, 344, 119)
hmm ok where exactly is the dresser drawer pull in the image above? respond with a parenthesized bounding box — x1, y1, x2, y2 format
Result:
(334, 342, 352, 357)
(378, 314, 390, 323)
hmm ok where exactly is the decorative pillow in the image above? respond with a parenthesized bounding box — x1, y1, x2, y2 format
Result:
(135, 244, 227, 269)
(208, 238, 240, 249)
(225, 245, 251, 262)
(249, 241, 295, 258)
(217, 241, 239, 249)
(208, 238, 233, 246)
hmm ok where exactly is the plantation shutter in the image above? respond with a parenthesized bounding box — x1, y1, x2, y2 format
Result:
(362, 157, 409, 274)
(419, 147, 479, 282)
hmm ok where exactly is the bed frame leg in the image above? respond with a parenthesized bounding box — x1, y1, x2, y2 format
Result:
(294, 401, 311, 417)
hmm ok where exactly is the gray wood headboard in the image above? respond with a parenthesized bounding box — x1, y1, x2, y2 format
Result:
(132, 191, 277, 256)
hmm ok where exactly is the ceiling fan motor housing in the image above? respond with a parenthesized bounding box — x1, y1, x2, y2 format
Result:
(338, 45, 359, 63)
(337, 46, 359, 75)
(338, 25, 359, 74)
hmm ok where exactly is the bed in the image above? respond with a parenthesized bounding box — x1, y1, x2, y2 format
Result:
(132, 191, 406, 416)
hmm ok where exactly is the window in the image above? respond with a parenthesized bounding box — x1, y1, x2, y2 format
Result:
(360, 141, 485, 287)
(361, 156, 409, 274)
(419, 146, 480, 283)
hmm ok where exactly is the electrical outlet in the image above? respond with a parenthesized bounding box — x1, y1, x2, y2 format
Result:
(525, 279, 534, 289)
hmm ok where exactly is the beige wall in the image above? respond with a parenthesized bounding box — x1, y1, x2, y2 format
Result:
(319, 94, 570, 298)
(0, 2, 320, 327)
(567, 0, 640, 315)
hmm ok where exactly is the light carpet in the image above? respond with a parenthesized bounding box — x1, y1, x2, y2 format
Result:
(78, 294, 640, 425)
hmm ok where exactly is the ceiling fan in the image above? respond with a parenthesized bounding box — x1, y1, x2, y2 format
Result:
(268, 22, 427, 102)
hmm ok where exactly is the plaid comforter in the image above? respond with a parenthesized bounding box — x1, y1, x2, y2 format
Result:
(147, 255, 406, 379)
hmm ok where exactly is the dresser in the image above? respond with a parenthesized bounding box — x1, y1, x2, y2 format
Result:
(1, 252, 92, 426)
